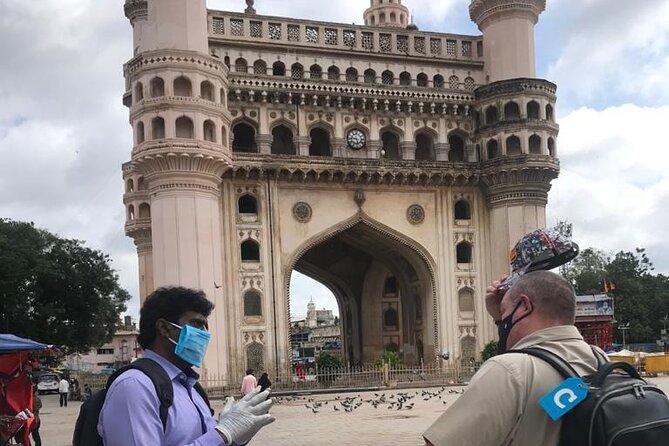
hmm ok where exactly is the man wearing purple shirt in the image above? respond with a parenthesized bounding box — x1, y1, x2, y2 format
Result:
(98, 287, 274, 445)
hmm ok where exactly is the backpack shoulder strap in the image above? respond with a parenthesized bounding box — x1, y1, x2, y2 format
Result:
(506, 347, 580, 379)
(106, 358, 174, 430)
(194, 382, 215, 416)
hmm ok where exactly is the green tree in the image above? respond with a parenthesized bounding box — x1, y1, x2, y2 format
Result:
(481, 340, 498, 361)
(0, 219, 130, 353)
(561, 247, 609, 294)
(316, 352, 343, 370)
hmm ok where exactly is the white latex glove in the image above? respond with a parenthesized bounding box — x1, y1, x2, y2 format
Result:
(216, 386, 275, 445)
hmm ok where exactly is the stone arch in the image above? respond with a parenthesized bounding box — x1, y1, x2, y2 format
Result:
(284, 213, 440, 366)
(309, 126, 332, 157)
(238, 194, 258, 215)
(200, 80, 215, 101)
(291, 63, 304, 80)
(136, 121, 145, 144)
(415, 128, 437, 161)
(127, 204, 135, 220)
(433, 74, 445, 88)
(151, 117, 165, 140)
(243, 289, 262, 317)
(241, 239, 260, 262)
(546, 104, 554, 121)
(232, 120, 258, 153)
(134, 82, 144, 102)
(310, 64, 322, 80)
(460, 336, 476, 361)
(527, 100, 540, 120)
(504, 101, 521, 120)
(382, 70, 394, 85)
(548, 137, 556, 157)
(364, 68, 377, 84)
(345, 67, 359, 82)
(138, 203, 151, 219)
(456, 241, 472, 264)
(529, 134, 542, 154)
(150, 77, 164, 98)
(173, 76, 192, 97)
(416, 73, 428, 87)
(271, 123, 296, 155)
(486, 139, 499, 159)
(246, 342, 264, 372)
(454, 199, 471, 220)
(126, 179, 134, 193)
(327, 65, 340, 81)
(458, 287, 475, 312)
(235, 57, 248, 73)
(449, 75, 460, 89)
(253, 59, 267, 75)
(485, 106, 499, 125)
(381, 128, 401, 160)
(448, 132, 466, 162)
(506, 135, 522, 156)
(203, 119, 216, 142)
(272, 61, 286, 76)
(399, 71, 411, 86)
(175, 116, 194, 139)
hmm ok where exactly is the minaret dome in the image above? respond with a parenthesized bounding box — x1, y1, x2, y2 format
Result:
(364, 0, 410, 28)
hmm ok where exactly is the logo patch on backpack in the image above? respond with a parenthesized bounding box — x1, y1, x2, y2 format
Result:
(539, 377, 588, 421)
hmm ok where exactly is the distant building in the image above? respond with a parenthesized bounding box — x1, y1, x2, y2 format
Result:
(67, 317, 143, 373)
(291, 300, 341, 365)
(574, 294, 614, 351)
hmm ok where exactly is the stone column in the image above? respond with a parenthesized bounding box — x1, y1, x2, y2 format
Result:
(401, 141, 416, 160)
(134, 230, 154, 305)
(297, 136, 311, 156)
(332, 137, 346, 157)
(436, 142, 450, 161)
(257, 134, 272, 155)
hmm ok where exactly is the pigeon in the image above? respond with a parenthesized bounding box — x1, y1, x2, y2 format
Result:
(333, 406, 340, 411)
(312, 408, 319, 414)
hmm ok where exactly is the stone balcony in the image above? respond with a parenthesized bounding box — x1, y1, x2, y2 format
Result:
(208, 10, 484, 65)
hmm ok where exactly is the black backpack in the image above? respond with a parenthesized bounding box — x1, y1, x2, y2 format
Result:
(72, 358, 213, 446)
(511, 347, 669, 446)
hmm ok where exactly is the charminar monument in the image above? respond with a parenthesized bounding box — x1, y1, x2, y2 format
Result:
(122, 0, 558, 384)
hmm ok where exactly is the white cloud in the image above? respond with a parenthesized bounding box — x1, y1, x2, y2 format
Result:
(548, 104, 669, 272)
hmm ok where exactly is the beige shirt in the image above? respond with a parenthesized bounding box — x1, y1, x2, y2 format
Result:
(423, 326, 600, 446)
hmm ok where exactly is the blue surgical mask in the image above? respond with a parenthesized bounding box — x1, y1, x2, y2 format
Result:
(168, 322, 211, 367)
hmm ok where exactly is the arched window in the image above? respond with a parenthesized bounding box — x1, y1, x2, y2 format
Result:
(345, 67, 358, 82)
(200, 81, 215, 101)
(448, 134, 465, 162)
(382, 70, 394, 85)
(127, 204, 135, 220)
(232, 122, 257, 153)
(384, 308, 398, 329)
(548, 137, 556, 157)
(243, 290, 262, 316)
(379, 12, 386, 23)
(175, 116, 194, 139)
(464, 77, 476, 90)
(134, 82, 144, 102)
(241, 239, 260, 262)
(529, 134, 542, 154)
(504, 102, 521, 120)
(220, 88, 227, 107)
(546, 104, 554, 121)
(327, 66, 340, 81)
(370, 15, 376, 26)
(138, 203, 151, 219)
(247, 342, 264, 372)
(487, 139, 499, 159)
(203, 120, 216, 142)
(506, 135, 521, 156)
(399, 71, 411, 86)
(253, 59, 267, 75)
(150, 77, 164, 98)
(527, 101, 540, 120)
(433, 74, 444, 88)
(449, 75, 459, 89)
(390, 11, 396, 23)
(291, 63, 304, 80)
(309, 127, 331, 156)
(137, 177, 146, 190)
(364, 69, 376, 84)
(224, 56, 230, 68)
(415, 132, 435, 161)
(272, 61, 286, 76)
(456, 241, 472, 264)
(238, 195, 258, 214)
(126, 179, 134, 193)
(461, 336, 476, 361)
(151, 117, 165, 139)
(310, 64, 322, 80)
(136, 122, 145, 144)
(173, 76, 192, 97)
(271, 125, 296, 155)
(222, 126, 228, 146)
(416, 73, 428, 87)
(381, 131, 401, 160)
(486, 106, 498, 124)
(458, 288, 474, 312)
(454, 200, 471, 220)
(383, 276, 398, 295)
(235, 58, 248, 73)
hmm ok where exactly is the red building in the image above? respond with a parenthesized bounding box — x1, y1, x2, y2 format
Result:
(575, 295, 614, 351)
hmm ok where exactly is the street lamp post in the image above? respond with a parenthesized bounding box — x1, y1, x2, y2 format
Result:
(619, 323, 630, 349)
(121, 339, 128, 365)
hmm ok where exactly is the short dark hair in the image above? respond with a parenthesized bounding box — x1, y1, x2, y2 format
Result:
(509, 271, 576, 325)
(246, 369, 254, 375)
(137, 287, 215, 349)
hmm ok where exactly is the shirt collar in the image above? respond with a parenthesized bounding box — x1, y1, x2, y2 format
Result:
(512, 325, 584, 350)
(143, 349, 200, 384)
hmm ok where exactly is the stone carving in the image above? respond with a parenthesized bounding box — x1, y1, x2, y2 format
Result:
(245, 0, 256, 15)
(407, 204, 425, 225)
(292, 202, 312, 223)
(354, 188, 366, 207)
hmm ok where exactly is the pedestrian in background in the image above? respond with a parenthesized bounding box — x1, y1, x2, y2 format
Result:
(58, 377, 69, 407)
(241, 369, 257, 397)
(258, 373, 271, 393)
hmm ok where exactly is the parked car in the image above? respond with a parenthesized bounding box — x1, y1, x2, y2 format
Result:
(36, 373, 60, 394)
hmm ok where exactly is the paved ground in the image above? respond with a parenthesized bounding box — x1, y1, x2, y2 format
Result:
(37, 377, 669, 446)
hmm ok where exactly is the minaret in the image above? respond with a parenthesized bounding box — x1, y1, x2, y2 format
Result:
(364, 0, 410, 28)
(122, 0, 233, 379)
(470, 0, 546, 82)
(307, 299, 317, 329)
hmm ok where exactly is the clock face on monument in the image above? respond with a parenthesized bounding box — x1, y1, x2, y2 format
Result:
(347, 129, 366, 150)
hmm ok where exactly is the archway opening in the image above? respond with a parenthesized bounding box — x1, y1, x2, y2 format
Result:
(448, 134, 465, 162)
(271, 125, 296, 155)
(232, 122, 258, 153)
(309, 127, 331, 157)
(289, 221, 435, 367)
(381, 131, 401, 160)
(415, 132, 435, 161)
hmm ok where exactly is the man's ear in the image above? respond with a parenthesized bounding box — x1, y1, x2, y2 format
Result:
(520, 294, 534, 314)
(155, 318, 173, 339)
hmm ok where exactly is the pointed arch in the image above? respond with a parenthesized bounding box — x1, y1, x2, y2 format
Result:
(364, 68, 377, 84)
(504, 101, 521, 120)
(241, 239, 260, 262)
(151, 117, 165, 140)
(253, 59, 267, 75)
(291, 63, 304, 80)
(416, 73, 428, 87)
(232, 120, 258, 153)
(173, 76, 192, 97)
(415, 129, 437, 161)
(200, 81, 215, 101)
(486, 139, 499, 159)
(456, 241, 472, 264)
(271, 124, 296, 155)
(448, 133, 466, 162)
(175, 116, 194, 139)
(150, 77, 164, 98)
(203, 119, 216, 142)
(243, 289, 262, 317)
(454, 199, 471, 220)
(310, 64, 323, 80)
(235, 57, 248, 73)
(527, 100, 540, 120)
(485, 106, 499, 125)
(381, 129, 401, 160)
(309, 126, 332, 157)
(433, 74, 445, 88)
(272, 61, 286, 76)
(399, 71, 411, 86)
(327, 65, 340, 81)
(529, 134, 542, 154)
(506, 135, 521, 156)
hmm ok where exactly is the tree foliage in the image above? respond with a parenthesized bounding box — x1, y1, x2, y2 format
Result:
(481, 340, 498, 361)
(562, 245, 669, 345)
(0, 219, 130, 353)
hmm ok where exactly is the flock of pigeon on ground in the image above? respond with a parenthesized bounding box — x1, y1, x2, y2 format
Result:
(275, 387, 466, 414)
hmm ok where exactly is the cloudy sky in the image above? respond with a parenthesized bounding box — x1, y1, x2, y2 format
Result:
(1, 0, 668, 320)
